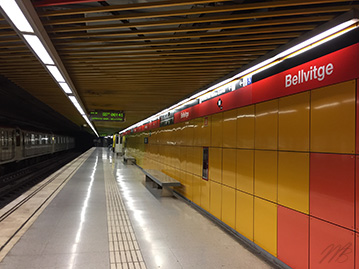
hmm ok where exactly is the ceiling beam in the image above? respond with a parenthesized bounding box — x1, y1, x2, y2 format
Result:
(38, 0, 231, 14)
(56, 31, 306, 50)
(33, 0, 105, 7)
(58, 39, 288, 55)
(49, 15, 331, 35)
(42, 4, 357, 26)
(65, 57, 255, 65)
(62, 51, 267, 60)
(62, 48, 274, 58)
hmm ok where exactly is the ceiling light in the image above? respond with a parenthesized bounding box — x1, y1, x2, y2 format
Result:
(0, 0, 33, 33)
(284, 21, 358, 60)
(278, 19, 358, 60)
(82, 115, 99, 137)
(59, 82, 72, 94)
(0, 0, 99, 138)
(23, 34, 54, 65)
(69, 96, 85, 115)
(46, 65, 65, 82)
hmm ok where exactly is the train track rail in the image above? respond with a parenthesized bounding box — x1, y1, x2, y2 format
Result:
(0, 152, 80, 209)
(0, 149, 93, 259)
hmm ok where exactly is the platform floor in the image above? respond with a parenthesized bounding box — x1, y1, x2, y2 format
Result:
(0, 148, 275, 269)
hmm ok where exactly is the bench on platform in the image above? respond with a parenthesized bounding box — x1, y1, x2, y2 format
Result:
(143, 169, 181, 196)
(123, 155, 136, 164)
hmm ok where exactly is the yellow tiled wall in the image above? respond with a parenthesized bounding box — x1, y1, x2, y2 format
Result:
(210, 181, 222, 219)
(236, 190, 254, 241)
(237, 105, 255, 149)
(310, 80, 355, 154)
(254, 150, 277, 203)
(222, 185, 236, 229)
(255, 100, 278, 150)
(278, 92, 310, 151)
(236, 149, 254, 194)
(254, 197, 277, 256)
(278, 151, 309, 214)
(125, 79, 357, 258)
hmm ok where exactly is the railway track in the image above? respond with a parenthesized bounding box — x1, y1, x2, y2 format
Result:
(0, 151, 80, 209)
(0, 149, 93, 258)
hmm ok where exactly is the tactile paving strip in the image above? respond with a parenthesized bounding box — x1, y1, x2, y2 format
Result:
(104, 164, 147, 269)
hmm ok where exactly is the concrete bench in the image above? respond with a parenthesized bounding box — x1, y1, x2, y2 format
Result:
(143, 169, 181, 196)
(123, 155, 136, 164)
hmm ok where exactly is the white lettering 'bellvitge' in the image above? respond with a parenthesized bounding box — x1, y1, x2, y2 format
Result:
(285, 63, 334, 88)
(180, 111, 189, 119)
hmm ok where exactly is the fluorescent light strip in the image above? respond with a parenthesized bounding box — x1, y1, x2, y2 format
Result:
(23, 34, 54, 65)
(59, 82, 72, 94)
(120, 19, 359, 135)
(46, 65, 65, 82)
(0, 0, 99, 137)
(69, 96, 86, 115)
(277, 19, 358, 60)
(283, 23, 358, 60)
(82, 115, 99, 137)
(0, 0, 33, 33)
(243, 20, 359, 78)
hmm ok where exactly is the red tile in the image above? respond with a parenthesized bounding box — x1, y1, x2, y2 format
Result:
(356, 157, 359, 230)
(310, 217, 354, 269)
(310, 153, 355, 229)
(356, 79, 359, 154)
(356, 233, 359, 269)
(277, 206, 309, 269)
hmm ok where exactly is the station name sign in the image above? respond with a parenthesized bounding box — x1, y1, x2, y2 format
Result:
(89, 110, 125, 121)
(285, 63, 334, 88)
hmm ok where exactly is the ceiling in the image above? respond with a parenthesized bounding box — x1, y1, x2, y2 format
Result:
(0, 0, 358, 136)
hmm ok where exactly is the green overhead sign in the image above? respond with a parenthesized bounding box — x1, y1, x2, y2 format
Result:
(89, 111, 125, 121)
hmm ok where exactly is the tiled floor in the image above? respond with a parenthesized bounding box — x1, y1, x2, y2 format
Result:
(0, 148, 275, 269)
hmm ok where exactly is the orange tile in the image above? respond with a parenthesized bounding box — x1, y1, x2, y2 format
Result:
(222, 109, 237, 148)
(180, 146, 187, 171)
(222, 185, 236, 228)
(277, 206, 309, 269)
(236, 149, 254, 194)
(237, 105, 255, 149)
(255, 100, 278, 150)
(183, 121, 194, 146)
(201, 178, 210, 212)
(211, 113, 223, 147)
(254, 150, 278, 202)
(278, 152, 309, 214)
(310, 153, 355, 230)
(184, 172, 193, 200)
(193, 147, 202, 177)
(222, 148, 236, 188)
(311, 80, 355, 154)
(210, 181, 222, 220)
(192, 176, 201, 205)
(187, 147, 194, 174)
(254, 198, 277, 256)
(193, 117, 211, 147)
(209, 147, 222, 183)
(236, 190, 254, 241)
(310, 217, 354, 269)
(278, 92, 310, 151)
